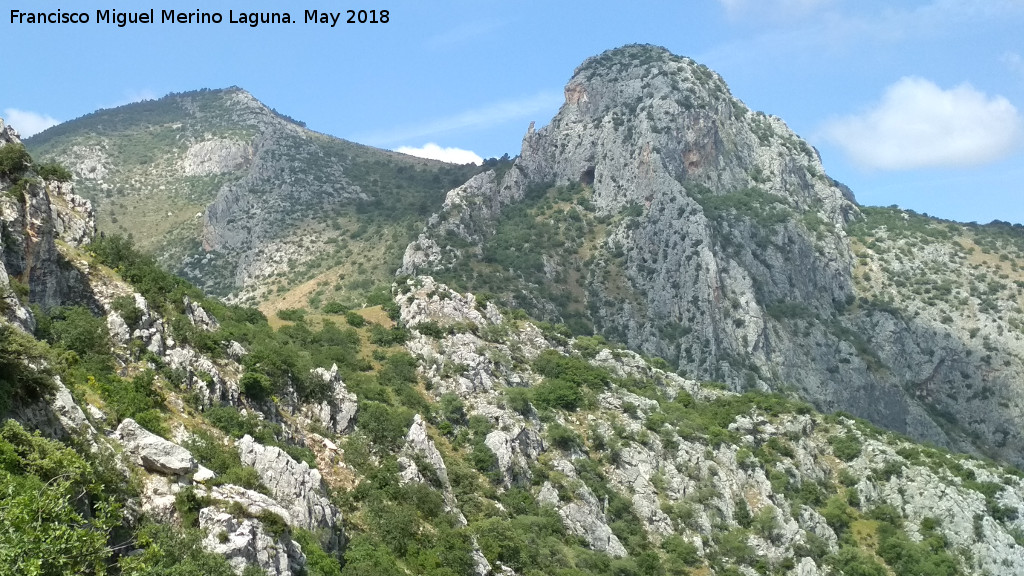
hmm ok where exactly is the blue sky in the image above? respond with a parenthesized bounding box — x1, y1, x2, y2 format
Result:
(2, 0, 1022, 224)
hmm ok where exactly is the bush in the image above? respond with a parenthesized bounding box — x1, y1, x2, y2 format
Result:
(321, 301, 349, 314)
(369, 325, 409, 347)
(345, 311, 366, 327)
(357, 402, 413, 450)
(239, 371, 273, 402)
(277, 308, 306, 322)
(99, 371, 167, 435)
(829, 433, 863, 462)
(0, 420, 122, 575)
(0, 143, 31, 177)
(503, 388, 532, 416)
(0, 324, 54, 413)
(111, 294, 144, 328)
(531, 378, 582, 411)
(546, 422, 581, 452)
(34, 161, 72, 182)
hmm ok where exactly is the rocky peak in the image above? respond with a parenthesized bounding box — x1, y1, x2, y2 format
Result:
(399, 45, 1024, 466)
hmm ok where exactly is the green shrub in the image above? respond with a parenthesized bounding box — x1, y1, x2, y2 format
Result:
(34, 161, 72, 182)
(0, 324, 55, 413)
(829, 433, 863, 461)
(111, 294, 143, 328)
(357, 402, 413, 450)
(503, 388, 532, 416)
(0, 143, 31, 177)
(239, 371, 273, 402)
(277, 308, 306, 322)
(531, 378, 582, 411)
(546, 422, 581, 452)
(321, 301, 349, 314)
(345, 311, 366, 327)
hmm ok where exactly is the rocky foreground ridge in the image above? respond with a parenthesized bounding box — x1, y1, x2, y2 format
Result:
(400, 44, 1024, 468)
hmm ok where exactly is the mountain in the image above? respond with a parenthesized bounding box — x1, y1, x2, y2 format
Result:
(5, 115, 1024, 575)
(26, 87, 483, 309)
(399, 44, 1024, 468)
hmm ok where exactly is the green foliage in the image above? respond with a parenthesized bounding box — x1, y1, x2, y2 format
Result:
(277, 308, 306, 322)
(503, 387, 533, 416)
(0, 420, 122, 576)
(293, 529, 342, 576)
(368, 324, 409, 347)
(357, 402, 414, 451)
(830, 546, 887, 576)
(89, 235, 203, 310)
(532, 378, 583, 411)
(0, 143, 31, 177)
(345, 311, 366, 327)
(112, 294, 144, 328)
(182, 430, 268, 493)
(34, 161, 72, 182)
(532, 349, 610, 390)
(0, 324, 55, 413)
(204, 404, 275, 442)
(547, 422, 582, 452)
(118, 522, 238, 576)
(820, 495, 856, 534)
(239, 371, 273, 402)
(829, 433, 863, 462)
(339, 533, 404, 576)
(321, 301, 349, 314)
(99, 371, 167, 435)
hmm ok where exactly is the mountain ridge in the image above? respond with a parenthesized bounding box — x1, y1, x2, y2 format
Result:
(6, 90, 1024, 575)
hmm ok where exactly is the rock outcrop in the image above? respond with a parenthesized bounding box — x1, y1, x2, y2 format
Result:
(236, 435, 340, 534)
(199, 508, 306, 576)
(116, 418, 196, 475)
(399, 44, 1024, 466)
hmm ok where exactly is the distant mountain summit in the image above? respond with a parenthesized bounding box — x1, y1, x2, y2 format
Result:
(401, 44, 1024, 467)
(27, 87, 480, 306)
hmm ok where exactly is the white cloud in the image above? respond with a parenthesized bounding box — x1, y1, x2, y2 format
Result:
(357, 91, 562, 147)
(821, 77, 1022, 170)
(2, 108, 60, 138)
(394, 143, 483, 165)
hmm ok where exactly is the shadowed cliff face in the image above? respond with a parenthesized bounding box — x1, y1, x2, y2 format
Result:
(400, 44, 1024, 466)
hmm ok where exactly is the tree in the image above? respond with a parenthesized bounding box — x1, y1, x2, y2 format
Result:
(0, 144, 31, 178)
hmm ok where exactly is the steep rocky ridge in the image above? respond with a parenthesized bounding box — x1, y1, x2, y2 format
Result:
(4, 124, 1024, 573)
(26, 88, 481, 305)
(400, 44, 1024, 467)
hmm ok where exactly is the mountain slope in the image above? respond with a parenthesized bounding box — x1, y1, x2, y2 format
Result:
(26, 87, 481, 306)
(399, 44, 1024, 467)
(6, 119, 1024, 575)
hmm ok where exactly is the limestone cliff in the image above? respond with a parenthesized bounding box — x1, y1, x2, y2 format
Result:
(400, 45, 1024, 467)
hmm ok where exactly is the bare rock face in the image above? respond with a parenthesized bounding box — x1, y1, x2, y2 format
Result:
(400, 414, 466, 523)
(199, 507, 306, 576)
(183, 295, 221, 332)
(303, 364, 358, 434)
(236, 435, 340, 534)
(181, 138, 253, 176)
(537, 460, 628, 558)
(396, 44, 1024, 465)
(1, 124, 99, 314)
(115, 418, 196, 475)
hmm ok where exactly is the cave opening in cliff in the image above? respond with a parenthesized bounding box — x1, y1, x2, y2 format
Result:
(580, 166, 595, 186)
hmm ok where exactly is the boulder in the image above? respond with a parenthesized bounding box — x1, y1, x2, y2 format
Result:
(115, 418, 196, 475)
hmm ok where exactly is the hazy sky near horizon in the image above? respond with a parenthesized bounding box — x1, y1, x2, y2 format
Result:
(2, 0, 1022, 224)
